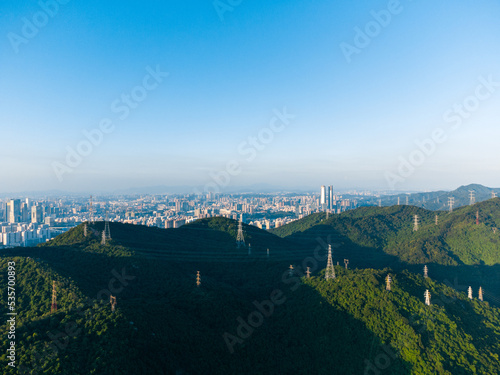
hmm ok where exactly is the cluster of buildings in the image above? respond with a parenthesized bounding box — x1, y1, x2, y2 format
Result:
(320, 185, 358, 213)
(0, 199, 56, 248)
(0, 188, 365, 248)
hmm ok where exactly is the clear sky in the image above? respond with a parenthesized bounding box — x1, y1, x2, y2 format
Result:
(1, 0, 500, 194)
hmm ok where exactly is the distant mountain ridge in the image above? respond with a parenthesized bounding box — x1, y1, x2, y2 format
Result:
(368, 183, 500, 210)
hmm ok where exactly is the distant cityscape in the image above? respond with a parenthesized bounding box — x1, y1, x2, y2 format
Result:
(0, 187, 374, 248)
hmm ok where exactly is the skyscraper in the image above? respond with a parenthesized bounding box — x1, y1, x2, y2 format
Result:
(320, 185, 327, 209)
(31, 205, 43, 224)
(329, 185, 333, 210)
(8, 199, 21, 223)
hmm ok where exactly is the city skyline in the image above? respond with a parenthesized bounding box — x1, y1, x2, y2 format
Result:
(2, 1, 500, 193)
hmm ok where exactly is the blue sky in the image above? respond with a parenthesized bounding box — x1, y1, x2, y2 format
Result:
(1, 0, 500, 193)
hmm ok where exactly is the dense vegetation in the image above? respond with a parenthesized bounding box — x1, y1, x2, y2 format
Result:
(1, 210, 499, 374)
(271, 198, 500, 267)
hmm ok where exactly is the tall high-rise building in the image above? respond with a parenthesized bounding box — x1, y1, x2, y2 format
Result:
(320, 186, 327, 209)
(31, 206, 43, 224)
(8, 199, 21, 223)
(329, 185, 333, 210)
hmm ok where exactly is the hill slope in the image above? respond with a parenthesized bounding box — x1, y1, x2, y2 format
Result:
(271, 198, 500, 267)
(1, 217, 500, 374)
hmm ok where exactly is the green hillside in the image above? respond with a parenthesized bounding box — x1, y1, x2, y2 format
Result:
(271, 198, 500, 267)
(1, 216, 500, 374)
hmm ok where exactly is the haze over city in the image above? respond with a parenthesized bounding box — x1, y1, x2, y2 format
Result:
(2, 1, 500, 193)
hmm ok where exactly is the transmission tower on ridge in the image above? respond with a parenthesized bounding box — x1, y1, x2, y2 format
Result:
(110, 295, 117, 312)
(424, 265, 428, 278)
(468, 286, 473, 299)
(397, 197, 400, 205)
(236, 216, 245, 248)
(89, 195, 94, 224)
(435, 215, 438, 226)
(413, 215, 419, 231)
(104, 212, 111, 240)
(479, 287, 484, 301)
(424, 290, 431, 306)
(51, 281, 57, 313)
(406, 196, 409, 205)
(386, 274, 392, 291)
(492, 191, 497, 199)
(448, 197, 454, 212)
(344, 259, 349, 270)
(476, 210, 479, 225)
(306, 267, 311, 278)
(469, 190, 475, 205)
(325, 244, 335, 280)
(196, 271, 201, 287)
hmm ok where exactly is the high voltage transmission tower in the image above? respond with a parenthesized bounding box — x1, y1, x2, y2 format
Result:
(397, 197, 400, 205)
(236, 216, 245, 248)
(325, 245, 335, 280)
(479, 287, 484, 301)
(424, 290, 431, 306)
(492, 191, 497, 199)
(386, 274, 392, 291)
(413, 215, 419, 231)
(344, 259, 349, 270)
(306, 267, 311, 278)
(469, 190, 475, 205)
(110, 295, 117, 312)
(89, 195, 94, 224)
(476, 210, 479, 225)
(435, 215, 438, 226)
(448, 197, 454, 212)
(423, 265, 428, 278)
(196, 271, 201, 287)
(406, 196, 409, 205)
(51, 281, 57, 313)
(468, 286, 473, 299)
(104, 212, 112, 240)
(84, 223, 87, 237)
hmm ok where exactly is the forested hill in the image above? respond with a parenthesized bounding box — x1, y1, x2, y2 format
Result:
(42, 217, 309, 261)
(271, 198, 500, 266)
(1, 247, 500, 374)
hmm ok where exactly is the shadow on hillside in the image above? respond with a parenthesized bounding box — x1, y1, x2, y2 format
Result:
(239, 281, 415, 374)
(281, 223, 402, 269)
